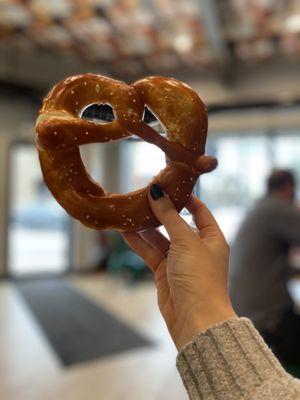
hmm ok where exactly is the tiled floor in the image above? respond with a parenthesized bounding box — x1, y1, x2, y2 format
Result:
(0, 274, 188, 400)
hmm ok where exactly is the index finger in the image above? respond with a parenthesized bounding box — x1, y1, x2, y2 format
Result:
(186, 195, 225, 239)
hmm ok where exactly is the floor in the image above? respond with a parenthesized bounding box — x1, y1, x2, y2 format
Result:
(0, 274, 188, 400)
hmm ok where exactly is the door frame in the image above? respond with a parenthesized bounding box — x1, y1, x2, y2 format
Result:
(0, 135, 10, 278)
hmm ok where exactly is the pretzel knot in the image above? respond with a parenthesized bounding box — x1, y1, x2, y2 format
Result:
(35, 74, 214, 232)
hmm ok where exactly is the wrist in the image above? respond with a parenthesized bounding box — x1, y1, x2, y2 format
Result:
(174, 302, 237, 350)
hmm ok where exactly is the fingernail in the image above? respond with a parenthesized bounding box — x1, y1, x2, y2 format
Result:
(150, 184, 164, 200)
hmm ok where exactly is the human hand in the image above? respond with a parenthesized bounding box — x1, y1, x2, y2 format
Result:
(122, 187, 236, 349)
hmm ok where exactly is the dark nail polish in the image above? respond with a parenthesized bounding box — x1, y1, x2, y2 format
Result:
(150, 184, 164, 200)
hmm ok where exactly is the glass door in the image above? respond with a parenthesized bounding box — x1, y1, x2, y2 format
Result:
(8, 141, 71, 277)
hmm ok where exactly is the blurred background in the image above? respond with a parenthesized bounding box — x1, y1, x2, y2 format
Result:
(1, 0, 300, 399)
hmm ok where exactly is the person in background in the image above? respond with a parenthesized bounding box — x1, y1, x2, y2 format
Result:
(230, 169, 300, 365)
(123, 183, 300, 400)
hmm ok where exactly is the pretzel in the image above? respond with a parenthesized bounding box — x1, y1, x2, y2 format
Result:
(35, 74, 215, 232)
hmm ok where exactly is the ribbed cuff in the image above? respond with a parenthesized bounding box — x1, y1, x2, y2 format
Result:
(176, 318, 289, 400)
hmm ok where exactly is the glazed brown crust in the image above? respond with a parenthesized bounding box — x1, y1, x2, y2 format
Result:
(36, 74, 208, 232)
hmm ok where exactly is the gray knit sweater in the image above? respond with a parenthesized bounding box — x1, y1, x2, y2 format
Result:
(177, 318, 300, 399)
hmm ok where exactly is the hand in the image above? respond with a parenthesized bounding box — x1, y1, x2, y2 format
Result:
(122, 187, 236, 349)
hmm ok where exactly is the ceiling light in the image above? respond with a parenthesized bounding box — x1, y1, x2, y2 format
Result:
(285, 15, 300, 33)
(173, 34, 193, 53)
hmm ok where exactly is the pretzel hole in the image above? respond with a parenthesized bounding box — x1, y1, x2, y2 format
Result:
(142, 106, 167, 137)
(80, 104, 115, 124)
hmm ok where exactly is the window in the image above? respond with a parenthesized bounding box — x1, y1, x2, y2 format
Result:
(201, 130, 300, 242)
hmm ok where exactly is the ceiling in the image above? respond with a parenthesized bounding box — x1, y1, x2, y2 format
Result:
(0, 0, 214, 77)
(1, 0, 300, 102)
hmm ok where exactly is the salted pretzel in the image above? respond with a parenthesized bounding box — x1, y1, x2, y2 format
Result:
(35, 74, 215, 232)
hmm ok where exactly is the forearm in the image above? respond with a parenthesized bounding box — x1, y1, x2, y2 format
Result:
(177, 318, 300, 400)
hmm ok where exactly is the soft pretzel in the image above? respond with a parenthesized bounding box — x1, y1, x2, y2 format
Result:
(35, 74, 214, 232)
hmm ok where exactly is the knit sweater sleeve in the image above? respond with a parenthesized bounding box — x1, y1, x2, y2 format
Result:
(176, 318, 300, 400)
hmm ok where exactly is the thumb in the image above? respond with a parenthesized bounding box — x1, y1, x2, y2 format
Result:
(148, 184, 191, 242)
